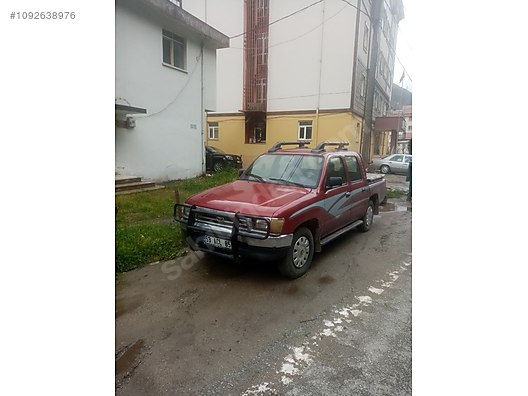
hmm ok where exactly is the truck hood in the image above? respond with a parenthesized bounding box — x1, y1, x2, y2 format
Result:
(186, 180, 312, 217)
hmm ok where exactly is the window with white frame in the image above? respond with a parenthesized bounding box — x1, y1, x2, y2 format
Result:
(360, 74, 366, 97)
(363, 23, 369, 52)
(162, 29, 186, 70)
(298, 121, 313, 141)
(208, 122, 219, 140)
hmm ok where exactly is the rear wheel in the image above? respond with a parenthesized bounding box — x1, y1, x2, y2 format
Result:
(278, 227, 314, 279)
(213, 161, 224, 172)
(360, 201, 374, 232)
(380, 165, 390, 174)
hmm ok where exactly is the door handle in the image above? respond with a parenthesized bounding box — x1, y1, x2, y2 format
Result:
(345, 192, 351, 197)
(361, 188, 367, 192)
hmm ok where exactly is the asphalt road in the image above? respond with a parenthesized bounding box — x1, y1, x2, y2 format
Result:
(116, 196, 412, 395)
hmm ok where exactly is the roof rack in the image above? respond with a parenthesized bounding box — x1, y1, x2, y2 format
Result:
(311, 141, 349, 153)
(268, 140, 311, 153)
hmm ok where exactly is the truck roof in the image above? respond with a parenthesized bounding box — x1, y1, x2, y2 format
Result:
(267, 141, 358, 157)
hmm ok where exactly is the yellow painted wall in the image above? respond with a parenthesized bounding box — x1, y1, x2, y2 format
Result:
(207, 111, 365, 167)
(206, 115, 244, 151)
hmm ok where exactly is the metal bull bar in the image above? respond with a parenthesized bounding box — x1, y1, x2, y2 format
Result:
(174, 204, 272, 259)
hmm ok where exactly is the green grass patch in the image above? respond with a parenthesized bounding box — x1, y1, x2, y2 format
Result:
(115, 168, 238, 273)
(386, 188, 407, 199)
(115, 223, 183, 273)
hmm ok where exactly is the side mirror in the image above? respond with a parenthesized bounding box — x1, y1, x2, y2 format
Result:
(326, 176, 343, 189)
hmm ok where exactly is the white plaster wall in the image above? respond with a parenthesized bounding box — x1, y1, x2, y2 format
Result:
(184, 0, 244, 113)
(186, 0, 360, 113)
(115, 2, 218, 181)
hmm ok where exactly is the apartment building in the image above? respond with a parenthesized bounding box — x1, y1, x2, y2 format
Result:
(184, 0, 404, 166)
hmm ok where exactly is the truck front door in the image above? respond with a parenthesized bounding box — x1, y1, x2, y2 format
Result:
(322, 156, 355, 235)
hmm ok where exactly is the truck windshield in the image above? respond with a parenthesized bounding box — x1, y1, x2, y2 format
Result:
(240, 154, 323, 188)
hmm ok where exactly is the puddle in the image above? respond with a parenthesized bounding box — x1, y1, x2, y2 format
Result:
(379, 203, 411, 213)
(318, 275, 335, 284)
(285, 285, 299, 295)
(115, 295, 144, 318)
(116, 339, 144, 377)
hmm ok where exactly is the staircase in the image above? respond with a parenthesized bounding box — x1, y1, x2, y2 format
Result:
(115, 175, 165, 195)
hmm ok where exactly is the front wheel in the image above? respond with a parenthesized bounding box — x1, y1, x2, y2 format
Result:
(278, 227, 314, 279)
(380, 165, 390, 174)
(360, 201, 374, 232)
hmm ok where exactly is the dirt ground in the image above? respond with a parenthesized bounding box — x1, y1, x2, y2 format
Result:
(115, 183, 412, 394)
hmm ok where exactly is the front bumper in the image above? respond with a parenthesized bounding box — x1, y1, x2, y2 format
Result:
(175, 205, 292, 262)
(230, 158, 243, 169)
(185, 232, 290, 262)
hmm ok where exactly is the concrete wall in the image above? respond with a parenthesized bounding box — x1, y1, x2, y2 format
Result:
(115, 1, 218, 181)
(267, 0, 357, 111)
(183, 0, 244, 113)
(185, 0, 401, 119)
(185, 0, 360, 114)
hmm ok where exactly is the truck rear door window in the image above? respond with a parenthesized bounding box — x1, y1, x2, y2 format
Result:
(344, 156, 362, 181)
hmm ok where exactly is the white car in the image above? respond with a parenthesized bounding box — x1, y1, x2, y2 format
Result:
(371, 154, 412, 175)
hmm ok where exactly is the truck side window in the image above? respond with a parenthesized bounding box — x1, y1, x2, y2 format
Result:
(345, 156, 361, 181)
(326, 157, 346, 185)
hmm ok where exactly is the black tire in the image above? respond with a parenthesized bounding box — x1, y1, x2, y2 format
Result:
(278, 227, 314, 279)
(360, 200, 374, 232)
(380, 165, 390, 174)
(213, 161, 224, 172)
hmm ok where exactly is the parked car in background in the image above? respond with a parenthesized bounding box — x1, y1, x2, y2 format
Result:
(205, 146, 243, 172)
(371, 153, 412, 175)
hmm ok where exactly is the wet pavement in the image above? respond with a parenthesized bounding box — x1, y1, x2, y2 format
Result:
(379, 201, 411, 213)
(115, 197, 412, 395)
(383, 174, 409, 192)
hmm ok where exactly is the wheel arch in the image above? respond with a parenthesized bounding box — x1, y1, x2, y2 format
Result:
(296, 218, 321, 252)
(369, 194, 380, 215)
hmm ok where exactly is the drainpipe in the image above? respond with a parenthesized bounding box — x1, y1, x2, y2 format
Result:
(350, 0, 362, 111)
(361, 0, 382, 164)
(200, 41, 205, 174)
(315, 0, 326, 143)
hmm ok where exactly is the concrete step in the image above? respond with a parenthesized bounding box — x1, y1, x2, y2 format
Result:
(116, 185, 165, 195)
(115, 175, 142, 185)
(115, 174, 166, 194)
(116, 181, 157, 192)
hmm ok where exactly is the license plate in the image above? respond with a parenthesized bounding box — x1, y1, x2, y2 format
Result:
(203, 235, 232, 250)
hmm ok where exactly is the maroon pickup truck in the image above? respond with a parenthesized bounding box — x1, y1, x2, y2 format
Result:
(174, 141, 386, 278)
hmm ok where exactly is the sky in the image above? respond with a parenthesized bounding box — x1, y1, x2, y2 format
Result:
(393, 0, 413, 92)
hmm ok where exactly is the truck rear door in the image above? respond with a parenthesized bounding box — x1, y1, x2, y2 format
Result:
(344, 155, 370, 221)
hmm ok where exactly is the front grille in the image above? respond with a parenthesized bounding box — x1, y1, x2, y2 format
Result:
(195, 212, 234, 228)
(189, 206, 269, 239)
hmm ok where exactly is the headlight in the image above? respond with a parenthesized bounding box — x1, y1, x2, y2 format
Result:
(225, 155, 233, 160)
(238, 216, 284, 235)
(253, 218, 269, 232)
(238, 215, 269, 233)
